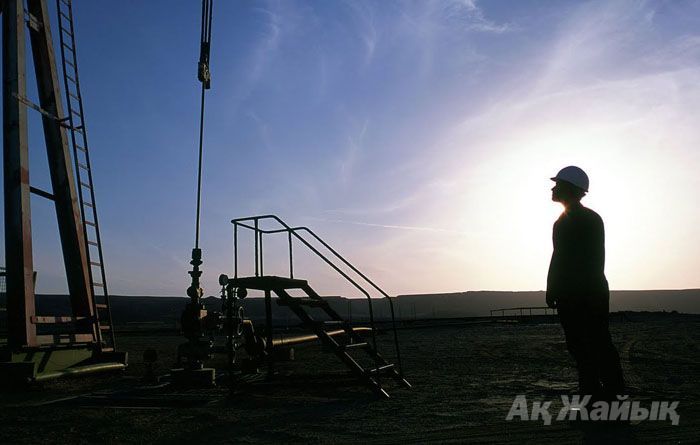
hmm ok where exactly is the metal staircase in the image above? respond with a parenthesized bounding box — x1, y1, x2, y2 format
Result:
(231, 216, 411, 398)
(56, 0, 115, 352)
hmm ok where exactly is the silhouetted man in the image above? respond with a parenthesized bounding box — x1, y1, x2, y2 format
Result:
(546, 166, 625, 401)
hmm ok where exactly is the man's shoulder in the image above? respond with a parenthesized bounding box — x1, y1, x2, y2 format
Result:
(581, 205, 602, 218)
(578, 205, 604, 227)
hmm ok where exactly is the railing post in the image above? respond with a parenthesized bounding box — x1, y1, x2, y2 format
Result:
(264, 290, 273, 373)
(233, 223, 238, 278)
(254, 219, 259, 276)
(288, 231, 293, 279)
(259, 231, 264, 276)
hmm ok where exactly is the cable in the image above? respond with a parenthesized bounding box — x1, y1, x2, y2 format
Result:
(193, 0, 213, 250)
(186, 0, 214, 306)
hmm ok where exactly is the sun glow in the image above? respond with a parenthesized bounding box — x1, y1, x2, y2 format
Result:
(430, 92, 700, 293)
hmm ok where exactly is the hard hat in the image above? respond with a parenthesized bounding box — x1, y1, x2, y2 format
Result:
(550, 166, 589, 192)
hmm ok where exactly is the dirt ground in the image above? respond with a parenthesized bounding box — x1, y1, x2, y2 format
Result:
(0, 314, 698, 444)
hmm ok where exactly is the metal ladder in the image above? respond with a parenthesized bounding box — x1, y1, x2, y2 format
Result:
(55, 0, 115, 352)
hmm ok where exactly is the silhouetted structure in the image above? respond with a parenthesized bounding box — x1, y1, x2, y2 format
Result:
(0, 0, 125, 381)
(547, 166, 625, 400)
(224, 215, 411, 398)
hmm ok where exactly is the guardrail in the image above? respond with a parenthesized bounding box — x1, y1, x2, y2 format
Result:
(490, 306, 557, 317)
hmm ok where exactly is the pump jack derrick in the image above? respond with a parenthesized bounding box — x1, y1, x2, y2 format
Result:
(0, 0, 126, 381)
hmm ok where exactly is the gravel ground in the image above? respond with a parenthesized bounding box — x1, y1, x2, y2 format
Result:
(0, 314, 698, 444)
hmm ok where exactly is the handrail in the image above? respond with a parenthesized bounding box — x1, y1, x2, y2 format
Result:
(231, 214, 404, 375)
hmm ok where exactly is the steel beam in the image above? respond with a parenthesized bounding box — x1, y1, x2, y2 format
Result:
(26, 0, 95, 335)
(3, 0, 37, 348)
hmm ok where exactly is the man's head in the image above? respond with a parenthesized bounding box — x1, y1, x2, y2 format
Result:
(550, 166, 588, 207)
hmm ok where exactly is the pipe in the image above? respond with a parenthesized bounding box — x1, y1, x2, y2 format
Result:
(33, 362, 126, 382)
(271, 327, 371, 347)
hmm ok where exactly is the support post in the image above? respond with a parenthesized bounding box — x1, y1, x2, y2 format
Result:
(264, 290, 273, 373)
(27, 0, 94, 330)
(3, 0, 36, 348)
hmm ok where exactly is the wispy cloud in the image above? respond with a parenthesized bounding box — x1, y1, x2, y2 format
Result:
(249, 5, 282, 80)
(322, 193, 419, 217)
(338, 118, 369, 185)
(393, 0, 511, 77)
(344, 1, 378, 67)
(441, 0, 513, 34)
(245, 110, 273, 152)
(309, 216, 470, 235)
(534, 0, 659, 93)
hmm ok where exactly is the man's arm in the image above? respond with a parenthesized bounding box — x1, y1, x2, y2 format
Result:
(546, 221, 559, 308)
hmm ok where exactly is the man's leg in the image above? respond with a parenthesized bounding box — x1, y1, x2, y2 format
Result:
(559, 304, 602, 397)
(589, 300, 625, 398)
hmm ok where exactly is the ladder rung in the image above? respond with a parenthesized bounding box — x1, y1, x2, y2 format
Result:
(85, 220, 96, 227)
(65, 60, 76, 70)
(92, 282, 104, 288)
(31, 315, 88, 324)
(90, 261, 102, 267)
(61, 27, 73, 37)
(100, 325, 111, 331)
(65, 73, 77, 83)
(78, 162, 89, 170)
(59, 0, 72, 8)
(80, 181, 92, 189)
(75, 144, 87, 152)
(84, 202, 94, 209)
(364, 364, 395, 375)
(87, 240, 98, 246)
(322, 320, 345, 325)
(95, 303, 108, 309)
(37, 333, 93, 345)
(70, 107, 81, 115)
(59, 11, 71, 22)
(101, 347, 115, 352)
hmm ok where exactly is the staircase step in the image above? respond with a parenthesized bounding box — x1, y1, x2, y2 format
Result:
(277, 297, 328, 308)
(341, 342, 368, 350)
(364, 363, 395, 376)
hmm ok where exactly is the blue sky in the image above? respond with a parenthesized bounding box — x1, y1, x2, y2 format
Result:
(4, 0, 700, 297)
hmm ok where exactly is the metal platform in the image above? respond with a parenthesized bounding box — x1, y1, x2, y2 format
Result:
(229, 276, 308, 291)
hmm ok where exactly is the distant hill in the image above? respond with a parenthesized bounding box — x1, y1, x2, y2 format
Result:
(392, 289, 700, 318)
(1, 289, 698, 327)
